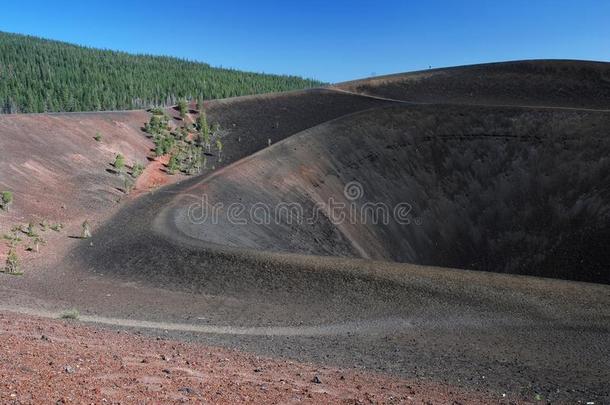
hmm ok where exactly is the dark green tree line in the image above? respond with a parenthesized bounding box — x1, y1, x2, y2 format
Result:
(0, 31, 325, 113)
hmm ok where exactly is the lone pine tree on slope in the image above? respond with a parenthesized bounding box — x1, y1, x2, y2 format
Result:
(81, 220, 92, 239)
(1, 191, 13, 211)
(5, 249, 19, 274)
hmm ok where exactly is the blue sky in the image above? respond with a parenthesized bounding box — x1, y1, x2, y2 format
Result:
(1, 0, 608, 83)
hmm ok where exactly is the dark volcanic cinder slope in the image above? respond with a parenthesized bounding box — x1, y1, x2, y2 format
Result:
(168, 104, 610, 283)
(335, 60, 610, 108)
(165, 88, 394, 172)
(60, 102, 610, 402)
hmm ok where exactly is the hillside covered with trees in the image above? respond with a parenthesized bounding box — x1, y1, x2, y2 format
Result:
(0, 31, 325, 113)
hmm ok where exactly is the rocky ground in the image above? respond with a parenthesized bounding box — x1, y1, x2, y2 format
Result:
(0, 311, 494, 404)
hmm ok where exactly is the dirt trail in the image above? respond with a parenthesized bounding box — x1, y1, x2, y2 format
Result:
(330, 87, 610, 112)
(0, 305, 414, 336)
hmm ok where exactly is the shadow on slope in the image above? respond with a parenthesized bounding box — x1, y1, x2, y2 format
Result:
(168, 104, 610, 283)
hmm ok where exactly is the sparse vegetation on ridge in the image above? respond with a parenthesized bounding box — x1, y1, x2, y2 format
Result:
(143, 104, 224, 176)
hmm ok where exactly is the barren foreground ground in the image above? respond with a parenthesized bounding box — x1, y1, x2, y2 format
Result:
(0, 311, 494, 404)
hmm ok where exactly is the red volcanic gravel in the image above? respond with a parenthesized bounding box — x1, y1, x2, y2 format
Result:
(0, 312, 493, 404)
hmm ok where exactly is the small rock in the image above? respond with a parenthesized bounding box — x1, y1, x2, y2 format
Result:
(312, 376, 321, 384)
(178, 387, 197, 395)
(64, 366, 75, 374)
(41, 335, 50, 341)
(162, 368, 171, 374)
(254, 368, 262, 373)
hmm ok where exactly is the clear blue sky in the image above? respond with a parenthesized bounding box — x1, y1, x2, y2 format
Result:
(1, 0, 608, 83)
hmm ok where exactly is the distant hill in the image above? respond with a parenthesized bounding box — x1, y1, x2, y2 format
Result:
(335, 60, 610, 109)
(0, 31, 324, 113)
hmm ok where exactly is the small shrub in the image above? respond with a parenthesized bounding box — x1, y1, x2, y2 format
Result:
(196, 111, 208, 132)
(216, 139, 224, 162)
(59, 309, 79, 320)
(132, 162, 145, 178)
(178, 127, 189, 140)
(113, 154, 125, 172)
(153, 134, 175, 156)
(123, 176, 134, 193)
(25, 222, 38, 237)
(3, 232, 22, 244)
(1, 191, 13, 211)
(81, 220, 91, 239)
(93, 132, 102, 142)
(4, 249, 19, 274)
(167, 154, 179, 174)
(26, 236, 46, 253)
(211, 122, 221, 135)
(178, 99, 188, 118)
(145, 114, 170, 136)
(50, 223, 63, 232)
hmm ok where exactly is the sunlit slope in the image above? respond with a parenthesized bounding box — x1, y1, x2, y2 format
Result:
(0, 111, 151, 223)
